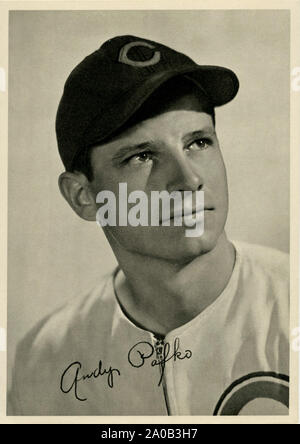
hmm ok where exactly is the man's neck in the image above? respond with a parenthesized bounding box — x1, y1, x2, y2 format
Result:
(113, 232, 236, 336)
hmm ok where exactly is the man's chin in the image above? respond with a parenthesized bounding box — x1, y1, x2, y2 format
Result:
(171, 235, 219, 263)
(105, 225, 221, 264)
(140, 232, 220, 264)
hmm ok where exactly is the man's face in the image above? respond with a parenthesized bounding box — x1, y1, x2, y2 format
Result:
(89, 93, 229, 263)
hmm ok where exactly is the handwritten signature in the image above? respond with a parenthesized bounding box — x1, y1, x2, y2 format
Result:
(60, 360, 121, 401)
(128, 337, 192, 386)
(60, 337, 192, 401)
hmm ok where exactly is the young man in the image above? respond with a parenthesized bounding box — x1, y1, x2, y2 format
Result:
(8, 35, 289, 416)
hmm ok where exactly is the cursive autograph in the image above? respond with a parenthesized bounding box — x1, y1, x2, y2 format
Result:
(60, 360, 121, 401)
(128, 337, 192, 386)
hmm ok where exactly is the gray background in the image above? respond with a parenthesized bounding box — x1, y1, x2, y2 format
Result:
(8, 10, 290, 387)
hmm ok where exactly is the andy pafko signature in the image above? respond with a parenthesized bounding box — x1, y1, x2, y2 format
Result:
(60, 337, 192, 401)
(128, 337, 192, 386)
(60, 361, 121, 401)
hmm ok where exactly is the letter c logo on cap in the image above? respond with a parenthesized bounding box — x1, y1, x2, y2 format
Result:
(118, 41, 161, 67)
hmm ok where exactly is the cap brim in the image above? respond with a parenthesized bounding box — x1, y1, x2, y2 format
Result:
(83, 64, 239, 149)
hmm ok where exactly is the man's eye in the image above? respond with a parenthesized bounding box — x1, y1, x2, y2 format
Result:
(126, 151, 153, 165)
(187, 138, 212, 151)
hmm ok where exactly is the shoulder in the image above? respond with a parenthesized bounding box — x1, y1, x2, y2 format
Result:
(14, 270, 116, 371)
(8, 270, 118, 415)
(232, 240, 289, 341)
(233, 240, 289, 283)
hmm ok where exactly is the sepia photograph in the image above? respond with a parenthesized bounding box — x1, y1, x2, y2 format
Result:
(3, 4, 298, 422)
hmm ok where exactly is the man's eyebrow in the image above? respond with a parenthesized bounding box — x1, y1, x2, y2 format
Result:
(110, 127, 215, 163)
(111, 141, 154, 163)
(182, 128, 216, 144)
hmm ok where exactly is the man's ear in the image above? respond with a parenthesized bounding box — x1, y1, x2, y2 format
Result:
(58, 171, 97, 221)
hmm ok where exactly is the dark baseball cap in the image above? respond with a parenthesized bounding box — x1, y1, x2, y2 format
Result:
(56, 35, 239, 171)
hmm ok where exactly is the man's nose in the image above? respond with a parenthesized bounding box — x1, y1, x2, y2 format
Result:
(165, 154, 204, 193)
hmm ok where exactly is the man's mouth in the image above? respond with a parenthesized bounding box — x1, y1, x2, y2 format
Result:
(161, 207, 214, 224)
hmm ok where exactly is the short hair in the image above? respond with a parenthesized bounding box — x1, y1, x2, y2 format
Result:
(71, 76, 215, 181)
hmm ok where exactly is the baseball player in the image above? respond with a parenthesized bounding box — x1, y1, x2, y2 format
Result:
(8, 35, 289, 416)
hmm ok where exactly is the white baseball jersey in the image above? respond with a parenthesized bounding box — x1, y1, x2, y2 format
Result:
(8, 241, 289, 416)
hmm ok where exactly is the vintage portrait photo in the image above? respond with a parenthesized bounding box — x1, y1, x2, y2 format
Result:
(3, 4, 299, 422)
